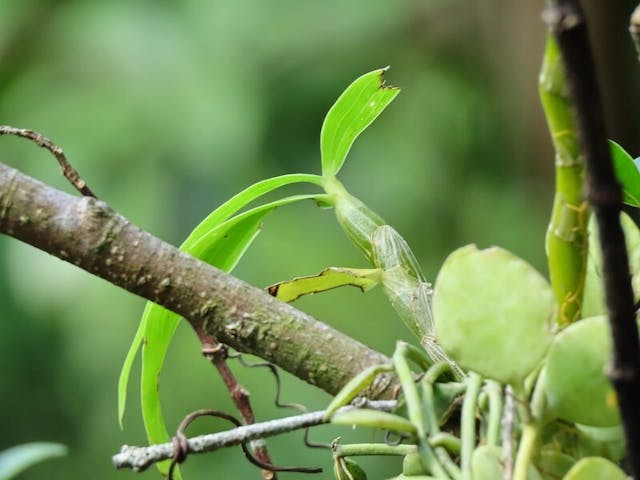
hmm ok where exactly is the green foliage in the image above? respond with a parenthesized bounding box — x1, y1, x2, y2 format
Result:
(320, 67, 400, 177)
(544, 316, 620, 427)
(267, 266, 382, 303)
(311, 67, 639, 479)
(113, 63, 638, 479)
(610, 140, 640, 206)
(118, 173, 326, 426)
(582, 212, 640, 317)
(562, 457, 627, 480)
(471, 445, 504, 480)
(0, 3, 562, 479)
(119, 180, 325, 475)
(0, 443, 67, 480)
(433, 245, 555, 385)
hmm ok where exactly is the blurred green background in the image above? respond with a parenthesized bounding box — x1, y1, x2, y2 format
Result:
(1, 1, 639, 478)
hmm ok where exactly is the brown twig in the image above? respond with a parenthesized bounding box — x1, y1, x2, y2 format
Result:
(198, 330, 278, 480)
(544, 1, 640, 476)
(0, 126, 96, 198)
(0, 161, 395, 398)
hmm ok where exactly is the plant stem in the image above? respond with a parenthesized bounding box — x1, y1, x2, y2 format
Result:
(430, 433, 461, 455)
(393, 343, 450, 479)
(460, 373, 482, 480)
(512, 423, 538, 480)
(539, 35, 589, 327)
(333, 443, 416, 457)
(421, 364, 463, 480)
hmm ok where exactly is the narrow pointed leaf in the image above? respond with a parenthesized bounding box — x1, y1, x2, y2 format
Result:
(0, 443, 67, 479)
(184, 174, 325, 246)
(320, 68, 400, 176)
(118, 191, 321, 476)
(118, 174, 324, 427)
(267, 267, 381, 303)
(610, 140, 640, 207)
(582, 212, 640, 317)
(139, 194, 320, 475)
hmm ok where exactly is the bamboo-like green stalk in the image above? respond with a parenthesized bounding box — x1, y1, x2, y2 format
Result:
(539, 35, 590, 326)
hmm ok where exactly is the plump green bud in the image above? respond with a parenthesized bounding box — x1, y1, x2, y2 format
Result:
(334, 194, 385, 262)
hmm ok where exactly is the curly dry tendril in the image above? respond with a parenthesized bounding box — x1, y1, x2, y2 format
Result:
(229, 351, 330, 450)
(168, 409, 323, 479)
(0, 125, 96, 198)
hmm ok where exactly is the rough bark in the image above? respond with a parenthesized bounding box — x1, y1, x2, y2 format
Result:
(0, 161, 394, 398)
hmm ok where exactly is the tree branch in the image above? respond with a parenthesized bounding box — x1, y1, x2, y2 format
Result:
(112, 400, 397, 472)
(0, 161, 394, 398)
(545, 1, 640, 476)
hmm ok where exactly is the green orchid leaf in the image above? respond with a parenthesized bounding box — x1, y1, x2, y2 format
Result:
(267, 266, 381, 303)
(610, 140, 640, 207)
(433, 245, 556, 385)
(118, 174, 324, 428)
(562, 457, 626, 480)
(545, 315, 622, 427)
(320, 67, 400, 177)
(184, 174, 325, 247)
(582, 212, 640, 317)
(0, 443, 67, 479)
(118, 192, 321, 476)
